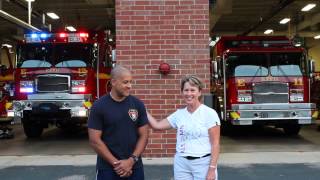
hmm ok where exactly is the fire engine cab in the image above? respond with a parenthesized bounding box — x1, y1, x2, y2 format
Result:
(210, 36, 316, 135)
(8, 31, 114, 138)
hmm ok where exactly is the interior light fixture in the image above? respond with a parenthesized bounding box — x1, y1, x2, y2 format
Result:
(66, 26, 77, 32)
(294, 43, 302, 47)
(264, 29, 274, 34)
(301, 4, 316, 12)
(46, 12, 60, 20)
(25, 0, 35, 2)
(279, 18, 291, 24)
(314, 35, 320, 39)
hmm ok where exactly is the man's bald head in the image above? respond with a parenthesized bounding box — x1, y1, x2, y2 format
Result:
(110, 65, 132, 80)
(110, 65, 133, 99)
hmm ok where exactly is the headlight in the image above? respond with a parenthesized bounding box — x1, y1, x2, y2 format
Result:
(290, 89, 304, 102)
(20, 81, 34, 93)
(71, 108, 88, 117)
(238, 90, 252, 102)
(72, 80, 86, 93)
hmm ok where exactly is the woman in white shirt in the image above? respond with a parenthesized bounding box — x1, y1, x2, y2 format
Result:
(147, 75, 221, 180)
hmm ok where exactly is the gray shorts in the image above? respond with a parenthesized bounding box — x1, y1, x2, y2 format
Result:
(174, 154, 218, 180)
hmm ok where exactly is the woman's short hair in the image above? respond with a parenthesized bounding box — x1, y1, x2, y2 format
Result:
(180, 75, 204, 92)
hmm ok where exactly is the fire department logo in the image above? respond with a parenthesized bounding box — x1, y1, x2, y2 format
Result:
(128, 109, 138, 122)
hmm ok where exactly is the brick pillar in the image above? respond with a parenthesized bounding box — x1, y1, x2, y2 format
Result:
(116, 0, 210, 157)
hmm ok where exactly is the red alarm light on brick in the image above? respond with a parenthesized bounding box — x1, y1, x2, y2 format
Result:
(159, 62, 171, 75)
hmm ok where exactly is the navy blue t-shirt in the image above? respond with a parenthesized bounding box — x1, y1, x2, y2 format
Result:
(88, 94, 148, 170)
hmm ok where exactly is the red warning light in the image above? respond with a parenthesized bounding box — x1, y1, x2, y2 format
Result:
(59, 33, 67, 38)
(79, 33, 88, 38)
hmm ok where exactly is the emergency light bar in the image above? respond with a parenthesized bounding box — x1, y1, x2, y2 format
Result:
(59, 33, 67, 38)
(224, 39, 292, 48)
(25, 33, 51, 43)
(24, 32, 89, 43)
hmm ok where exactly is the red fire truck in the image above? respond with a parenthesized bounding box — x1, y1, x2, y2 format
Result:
(0, 46, 15, 138)
(311, 72, 320, 121)
(210, 36, 316, 135)
(8, 31, 114, 138)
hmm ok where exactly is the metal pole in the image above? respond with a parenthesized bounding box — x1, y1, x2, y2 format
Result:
(96, 44, 100, 98)
(0, 10, 41, 31)
(28, 0, 31, 24)
(42, 13, 45, 25)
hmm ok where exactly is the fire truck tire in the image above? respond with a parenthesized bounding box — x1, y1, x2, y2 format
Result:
(22, 121, 43, 138)
(283, 124, 301, 135)
(221, 121, 233, 136)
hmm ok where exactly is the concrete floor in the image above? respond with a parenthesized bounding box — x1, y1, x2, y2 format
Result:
(0, 124, 320, 156)
(220, 125, 320, 153)
(1, 124, 320, 180)
(2, 164, 320, 180)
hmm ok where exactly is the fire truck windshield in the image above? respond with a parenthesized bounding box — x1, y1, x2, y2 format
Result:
(226, 52, 306, 77)
(226, 53, 268, 77)
(17, 43, 94, 68)
(269, 53, 304, 76)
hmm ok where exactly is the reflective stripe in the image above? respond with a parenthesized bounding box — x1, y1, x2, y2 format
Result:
(95, 73, 111, 79)
(0, 75, 13, 81)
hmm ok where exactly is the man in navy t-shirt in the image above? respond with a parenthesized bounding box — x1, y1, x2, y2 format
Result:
(88, 65, 149, 180)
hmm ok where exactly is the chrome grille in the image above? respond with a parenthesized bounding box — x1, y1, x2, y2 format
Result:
(36, 75, 70, 92)
(253, 82, 288, 103)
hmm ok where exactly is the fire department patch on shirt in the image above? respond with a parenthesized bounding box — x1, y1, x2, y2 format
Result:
(128, 109, 138, 122)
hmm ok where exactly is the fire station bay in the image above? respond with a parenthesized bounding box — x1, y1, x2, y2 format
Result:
(1, 0, 320, 180)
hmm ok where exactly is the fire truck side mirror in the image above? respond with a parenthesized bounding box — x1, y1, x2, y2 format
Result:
(309, 60, 315, 74)
(112, 49, 116, 65)
(212, 60, 218, 79)
(213, 56, 222, 79)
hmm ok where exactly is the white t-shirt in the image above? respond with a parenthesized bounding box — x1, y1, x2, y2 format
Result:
(167, 104, 220, 157)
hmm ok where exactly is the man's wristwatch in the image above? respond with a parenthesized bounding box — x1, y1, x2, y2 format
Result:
(130, 154, 139, 163)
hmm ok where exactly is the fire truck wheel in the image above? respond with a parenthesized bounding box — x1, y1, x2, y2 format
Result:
(283, 124, 301, 136)
(221, 121, 233, 136)
(22, 121, 43, 138)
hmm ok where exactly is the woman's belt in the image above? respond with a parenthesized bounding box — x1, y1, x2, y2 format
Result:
(183, 153, 211, 160)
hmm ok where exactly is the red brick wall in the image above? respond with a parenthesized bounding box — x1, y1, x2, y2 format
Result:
(116, 0, 210, 157)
